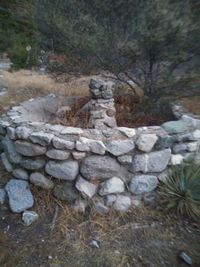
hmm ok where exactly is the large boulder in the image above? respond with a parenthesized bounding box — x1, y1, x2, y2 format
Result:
(5, 179, 34, 213)
(129, 175, 158, 195)
(80, 155, 121, 180)
(15, 140, 47, 156)
(45, 160, 79, 180)
(132, 149, 171, 173)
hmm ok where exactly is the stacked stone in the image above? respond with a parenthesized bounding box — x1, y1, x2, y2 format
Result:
(88, 78, 117, 129)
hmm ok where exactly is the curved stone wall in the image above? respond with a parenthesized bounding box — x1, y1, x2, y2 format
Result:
(0, 80, 200, 214)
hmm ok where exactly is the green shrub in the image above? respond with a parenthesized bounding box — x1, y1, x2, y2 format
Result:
(158, 163, 200, 220)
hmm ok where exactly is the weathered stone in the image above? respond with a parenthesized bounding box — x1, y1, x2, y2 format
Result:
(113, 195, 131, 211)
(75, 176, 97, 198)
(188, 130, 200, 141)
(76, 137, 106, 155)
(5, 179, 34, 213)
(99, 177, 125, 196)
(46, 149, 70, 160)
(155, 135, 175, 149)
(22, 211, 38, 226)
(132, 149, 171, 173)
(117, 155, 132, 165)
(95, 201, 109, 214)
(0, 125, 6, 135)
(80, 155, 121, 180)
(187, 142, 199, 152)
(107, 139, 135, 156)
(170, 154, 184, 165)
(181, 115, 200, 129)
(20, 158, 46, 170)
(15, 126, 32, 139)
(2, 136, 22, 163)
(15, 140, 47, 156)
(53, 182, 78, 203)
(129, 175, 158, 195)
(172, 143, 187, 154)
(7, 127, 16, 140)
(72, 151, 86, 160)
(52, 137, 75, 150)
(45, 160, 79, 180)
(136, 134, 158, 152)
(1, 152, 13, 172)
(179, 252, 192, 266)
(161, 120, 191, 134)
(30, 132, 54, 146)
(13, 168, 29, 180)
(0, 188, 6, 205)
(117, 127, 136, 138)
(60, 127, 83, 135)
(30, 172, 54, 190)
(105, 194, 117, 206)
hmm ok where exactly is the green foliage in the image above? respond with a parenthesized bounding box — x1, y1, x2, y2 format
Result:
(158, 163, 200, 220)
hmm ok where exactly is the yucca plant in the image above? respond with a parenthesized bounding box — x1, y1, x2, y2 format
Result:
(158, 163, 200, 220)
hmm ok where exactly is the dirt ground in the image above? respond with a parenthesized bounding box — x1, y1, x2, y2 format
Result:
(0, 163, 200, 267)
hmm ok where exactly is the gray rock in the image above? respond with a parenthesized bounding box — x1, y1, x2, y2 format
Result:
(188, 129, 200, 141)
(15, 140, 47, 156)
(75, 176, 97, 198)
(0, 125, 6, 135)
(7, 127, 16, 140)
(45, 160, 79, 180)
(80, 155, 121, 180)
(99, 177, 125, 196)
(60, 127, 83, 135)
(179, 251, 192, 265)
(105, 195, 117, 206)
(15, 126, 33, 139)
(170, 154, 184, 165)
(182, 115, 200, 129)
(172, 143, 187, 154)
(72, 151, 86, 160)
(30, 132, 54, 146)
(161, 120, 192, 134)
(132, 149, 171, 173)
(53, 182, 78, 203)
(52, 137, 75, 150)
(76, 137, 106, 155)
(0, 188, 6, 204)
(117, 127, 136, 138)
(136, 134, 158, 152)
(46, 149, 70, 160)
(95, 201, 109, 214)
(113, 195, 131, 211)
(117, 155, 132, 165)
(30, 172, 54, 190)
(187, 142, 199, 152)
(13, 168, 29, 180)
(5, 179, 34, 213)
(20, 158, 46, 170)
(22, 210, 39, 226)
(155, 135, 175, 149)
(158, 170, 170, 182)
(129, 175, 158, 195)
(1, 152, 13, 172)
(2, 136, 22, 163)
(106, 139, 135, 156)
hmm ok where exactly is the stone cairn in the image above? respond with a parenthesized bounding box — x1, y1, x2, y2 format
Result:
(88, 79, 117, 129)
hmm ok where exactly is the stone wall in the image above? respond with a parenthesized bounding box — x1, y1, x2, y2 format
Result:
(0, 79, 200, 214)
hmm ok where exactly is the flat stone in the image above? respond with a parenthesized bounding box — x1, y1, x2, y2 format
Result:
(1, 152, 13, 172)
(52, 137, 75, 150)
(106, 139, 135, 156)
(30, 172, 54, 190)
(161, 120, 192, 134)
(15, 140, 47, 156)
(53, 182, 78, 203)
(5, 179, 34, 213)
(76, 137, 106, 155)
(129, 175, 158, 195)
(22, 211, 39, 226)
(72, 151, 86, 160)
(132, 149, 171, 173)
(117, 127, 136, 138)
(99, 177, 125, 196)
(75, 176, 97, 198)
(13, 168, 29, 180)
(172, 143, 187, 154)
(136, 134, 158, 152)
(117, 155, 132, 165)
(0, 188, 6, 204)
(46, 149, 70, 160)
(2, 136, 22, 163)
(45, 160, 79, 180)
(60, 127, 83, 135)
(113, 195, 131, 211)
(20, 158, 46, 170)
(80, 155, 121, 180)
(15, 126, 33, 139)
(170, 154, 184, 165)
(179, 251, 192, 265)
(30, 132, 54, 146)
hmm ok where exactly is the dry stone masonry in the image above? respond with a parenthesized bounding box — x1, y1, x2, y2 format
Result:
(0, 79, 200, 214)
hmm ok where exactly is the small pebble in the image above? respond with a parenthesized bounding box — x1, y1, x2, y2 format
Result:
(179, 251, 192, 265)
